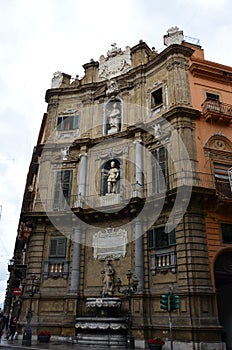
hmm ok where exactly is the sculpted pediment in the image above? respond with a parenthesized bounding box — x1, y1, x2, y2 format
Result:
(98, 44, 132, 81)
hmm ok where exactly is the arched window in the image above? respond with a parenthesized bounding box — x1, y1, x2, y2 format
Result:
(100, 159, 121, 196)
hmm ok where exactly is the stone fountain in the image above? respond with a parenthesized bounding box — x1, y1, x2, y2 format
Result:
(75, 261, 128, 347)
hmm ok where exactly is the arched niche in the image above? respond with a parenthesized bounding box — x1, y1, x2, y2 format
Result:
(103, 97, 123, 135)
(100, 158, 122, 196)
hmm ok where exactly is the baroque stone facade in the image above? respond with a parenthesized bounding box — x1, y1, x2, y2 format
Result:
(5, 27, 232, 350)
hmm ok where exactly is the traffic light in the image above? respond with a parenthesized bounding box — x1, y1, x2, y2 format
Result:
(170, 294, 180, 311)
(160, 293, 170, 311)
(5, 295, 12, 306)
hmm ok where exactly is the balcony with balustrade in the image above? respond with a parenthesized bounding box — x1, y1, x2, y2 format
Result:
(21, 170, 232, 215)
(201, 100, 232, 125)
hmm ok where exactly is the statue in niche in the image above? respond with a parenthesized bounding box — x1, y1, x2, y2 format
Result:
(101, 261, 115, 296)
(106, 99, 122, 135)
(106, 160, 119, 194)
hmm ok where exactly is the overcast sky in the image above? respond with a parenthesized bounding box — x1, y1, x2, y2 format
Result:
(0, 0, 232, 303)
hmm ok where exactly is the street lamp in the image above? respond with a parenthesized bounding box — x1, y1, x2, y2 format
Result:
(115, 269, 139, 349)
(22, 273, 40, 346)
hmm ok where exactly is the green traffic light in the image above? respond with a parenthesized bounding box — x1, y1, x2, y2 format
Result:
(160, 293, 170, 311)
(170, 294, 180, 311)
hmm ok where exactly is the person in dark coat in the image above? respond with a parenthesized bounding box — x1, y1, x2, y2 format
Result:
(7, 317, 17, 340)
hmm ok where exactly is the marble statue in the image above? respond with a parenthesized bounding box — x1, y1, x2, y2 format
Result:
(106, 161, 119, 194)
(107, 102, 121, 134)
(101, 261, 115, 296)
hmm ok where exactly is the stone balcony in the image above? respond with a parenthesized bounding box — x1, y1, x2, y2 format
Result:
(201, 100, 232, 125)
(21, 171, 232, 214)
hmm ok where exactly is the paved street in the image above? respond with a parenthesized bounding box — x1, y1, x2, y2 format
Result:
(0, 338, 141, 350)
(0, 338, 93, 350)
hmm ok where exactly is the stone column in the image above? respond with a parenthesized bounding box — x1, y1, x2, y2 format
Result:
(78, 153, 87, 205)
(134, 219, 144, 290)
(70, 227, 82, 293)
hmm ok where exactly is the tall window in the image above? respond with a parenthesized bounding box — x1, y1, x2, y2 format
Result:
(151, 87, 163, 108)
(57, 115, 80, 131)
(49, 237, 66, 258)
(148, 226, 176, 249)
(214, 163, 232, 199)
(151, 147, 168, 193)
(53, 170, 72, 209)
(221, 224, 232, 244)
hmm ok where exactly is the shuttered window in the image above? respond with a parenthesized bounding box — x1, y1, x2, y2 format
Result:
(57, 115, 80, 131)
(49, 237, 66, 258)
(53, 170, 72, 210)
(151, 147, 169, 193)
(148, 226, 176, 249)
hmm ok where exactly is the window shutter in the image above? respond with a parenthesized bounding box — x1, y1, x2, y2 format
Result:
(62, 170, 72, 202)
(73, 115, 80, 129)
(57, 238, 66, 257)
(169, 228, 176, 245)
(53, 170, 72, 209)
(57, 116, 63, 131)
(49, 238, 66, 258)
(49, 239, 58, 257)
(53, 171, 62, 209)
(147, 229, 154, 248)
(228, 167, 232, 192)
(152, 147, 168, 193)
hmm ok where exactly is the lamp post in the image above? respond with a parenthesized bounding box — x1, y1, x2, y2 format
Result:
(22, 273, 40, 346)
(115, 269, 139, 349)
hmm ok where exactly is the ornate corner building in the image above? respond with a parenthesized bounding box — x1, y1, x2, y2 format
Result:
(5, 27, 232, 349)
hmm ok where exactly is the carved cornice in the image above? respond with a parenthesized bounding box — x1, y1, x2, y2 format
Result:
(189, 60, 232, 83)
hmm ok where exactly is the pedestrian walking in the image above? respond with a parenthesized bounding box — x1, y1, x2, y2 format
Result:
(6, 317, 17, 341)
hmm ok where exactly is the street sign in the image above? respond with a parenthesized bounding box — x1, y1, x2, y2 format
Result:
(13, 287, 22, 296)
